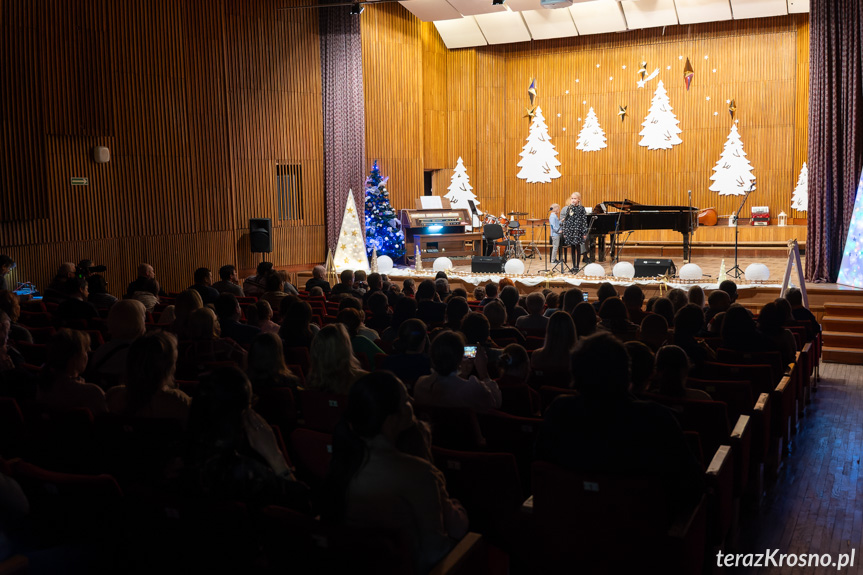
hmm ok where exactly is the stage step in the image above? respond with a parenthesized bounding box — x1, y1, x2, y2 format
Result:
(823, 347, 863, 364)
(821, 316, 863, 332)
(822, 331, 863, 349)
(823, 302, 863, 317)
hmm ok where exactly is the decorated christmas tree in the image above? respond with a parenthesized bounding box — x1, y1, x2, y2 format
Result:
(444, 157, 478, 209)
(516, 106, 562, 183)
(334, 189, 371, 274)
(838, 168, 863, 288)
(363, 161, 405, 261)
(791, 162, 808, 212)
(576, 107, 607, 153)
(639, 80, 682, 150)
(709, 123, 756, 196)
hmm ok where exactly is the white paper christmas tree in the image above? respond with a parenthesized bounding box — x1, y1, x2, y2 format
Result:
(791, 162, 808, 212)
(709, 124, 756, 196)
(516, 106, 562, 183)
(576, 107, 607, 153)
(639, 80, 682, 150)
(444, 157, 478, 209)
(333, 189, 371, 274)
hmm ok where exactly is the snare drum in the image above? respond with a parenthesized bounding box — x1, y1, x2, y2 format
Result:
(484, 214, 497, 225)
(509, 229, 526, 237)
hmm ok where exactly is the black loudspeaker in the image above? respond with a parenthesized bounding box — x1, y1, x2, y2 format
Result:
(471, 256, 503, 273)
(633, 258, 676, 277)
(249, 218, 273, 253)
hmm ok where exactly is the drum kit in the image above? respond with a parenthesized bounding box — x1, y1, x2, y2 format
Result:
(483, 211, 547, 261)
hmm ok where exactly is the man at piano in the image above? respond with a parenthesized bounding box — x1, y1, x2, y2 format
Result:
(561, 193, 588, 271)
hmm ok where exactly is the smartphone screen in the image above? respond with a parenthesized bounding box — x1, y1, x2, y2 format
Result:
(463, 345, 477, 359)
(583, 292, 589, 302)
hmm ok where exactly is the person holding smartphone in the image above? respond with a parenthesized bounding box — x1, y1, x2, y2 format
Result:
(560, 192, 588, 273)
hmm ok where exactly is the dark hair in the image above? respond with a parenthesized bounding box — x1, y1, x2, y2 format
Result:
(337, 308, 363, 338)
(484, 283, 498, 298)
(785, 287, 803, 306)
(445, 296, 470, 327)
(563, 288, 583, 315)
(194, 267, 211, 284)
(390, 297, 417, 331)
(625, 340, 655, 394)
(367, 291, 389, 316)
(415, 280, 436, 301)
(721, 304, 758, 346)
(652, 345, 692, 397)
(499, 286, 520, 313)
(367, 273, 382, 290)
(0, 291, 20, 322)
(86, 274, 109, 295)
(598, 297, 628, 322)
(571, 332, 630, 399)
(265, 273, 283, 292)
(397, 318, 428, 353)
(219, 265, 236, 281)
(64, 276, 88, 296)
(645, 296, 659, 312)
(434, 271, 447, 280)
(572, 301, 597, 337)
(340, 269, 354, 284)
(674, 304, 705, 337)
(256, 261, 274, 277)
(666, 288, 688, 312)
(718, 280, 738, 301)
(451, 288, 468, 300)
(460, 312, 489, 345)
(214, 293, 239, 319)
(596, 282, 618, 303)
(338, 296, 362, 312)
(652, 298, 675, 326)
(124, 331, 178, 416)
(622, 285, 644, 305)
(187, 366, 252, 458)
(280, 300, 313, 340)
(41, 329, 90, 390)
(429, 330, 465, 375)
(757, 301, 784, 335)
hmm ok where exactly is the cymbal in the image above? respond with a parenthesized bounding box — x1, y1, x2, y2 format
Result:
(526, 218, 545, 223)
(508, 211, 528, 216)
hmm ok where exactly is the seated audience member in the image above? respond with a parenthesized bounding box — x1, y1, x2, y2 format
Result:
(591, 282, 618, 314)
(478, 283, 498, 307)
(472, 286, 485, 302)
(414, 330, 501, 413)
(622, 285, 648, 325)
(562, 288, 584, 316)
(309, 286, 325, 298)
(688, 285, 706, 309)
(440, 297, 469, 333)
(307, 324, 367, 394)
(597, 297, 638, 341)
(243, 261, 274, 298)
(402, 278, 416, 298)
(55, 277, 100, 323)
(215, 293, 261, 346)
(189, 267, 220, 305)
(449, 287, 466, 301)
(534, 333, 704, 514)
(261, 273, 291, 311)
(721, 304, 778, 353)
(415, 280, 446, 326)
(649, 345, 711, 401)
(276, 270, 299, 296)
(106, 330, 191, 423)
(704, 289, 732, 323)
(36, 329, 107, 414)
(672, 304, 714, 367)
(331, 270, 363, 299)
(184, 366, 310, 511)
(531, 311, 576, 378)
(170, 289, 204, 340)
(665, 288, 688, 312)
(177, 308, 248, 379)
(128, 277, 161, 314)
(460, 311, 502, 377)
(305, 265, 332, 294)
(382, 318, 432, 390)
(278, 294, 301, 321)
(624, 341, 655, 395)
(774, 297, 795, 326)
(383, 281, 403, 307)
(434, 278, 450, 303)
(338, 297, 378, 341)
(498, 277, 515, 291)
(497, 343, 531, 387)
(246, 332, 299, 391)
(707, 311, 726, 335)
(86, 274, 117, 310)
(651, 297, 676, 327)
(484, 300, 526, 346)
(362, 273, 384, 308)
(327, 371, 468, 573)
(382, 297, 418, 344)
(0, 254, 14, 292)
(638, 313, 669, 352)
(248, 300, 280, 334)
(338, 308, 384, 370)
(785, 287, 821, 334)
(516, 292, 549, 333)
(543, 291, 560, 317)
(88, 299, 146, 389)
(127, 263, 166, 299)
(572, 301, 597, 339)
(645, 296, 659, 313)
(353, 270, 369, 294)
(44, 262, 77, 302)
(0, 291, 32, 344)
(213, 265, 244, 297)
(757, 302, 797, 366)
(0, 311, 33, 403)
(365, 292, 392, 334)
(0, 310, 25, 373)
(499, 286, 527, 325)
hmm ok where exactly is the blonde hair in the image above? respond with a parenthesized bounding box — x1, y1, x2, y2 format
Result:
(308, 324, 363, 394)
(186, 308, 220, 341)
(108, 299, 147, 340)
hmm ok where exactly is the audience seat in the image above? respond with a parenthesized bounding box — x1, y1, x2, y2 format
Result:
(93, 415, 184, 484)
(496, 384, 540, 418)
(19, 300, 47, 313)
(21, 325, 56, 344)
(289, 428, 333, 485)
(477, 410, 541, 494)
(17, 311, 52, 328)
(255, 386, 298, 433)
(414, 404, 485, 451)
(537, 385, 576, 412)
(16, 342, 47, 365)
(296, 389, 348, 433)
(19, 403, 96, 473)
(0, 397, 25, 459)
(284, 346, 311, 377)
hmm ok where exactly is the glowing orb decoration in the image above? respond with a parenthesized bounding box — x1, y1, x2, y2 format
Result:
(376, 255, 394, 275)
(679, 263, 703, 281)
(504, 259, 525, 275)
(583, 263, 606, 277)
(744, 263, 770, 282)
(432, 257, 453, 273)
(612, 261, 635, 279)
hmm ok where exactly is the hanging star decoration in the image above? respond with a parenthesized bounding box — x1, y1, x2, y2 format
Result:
(728, 99, 737, 119)
(683, 57, 694, 90)
(524, 77, 538, 119)
(618, 105, 628, 122)
(638, 61, 647, 81)
(637, 67, 660, 89)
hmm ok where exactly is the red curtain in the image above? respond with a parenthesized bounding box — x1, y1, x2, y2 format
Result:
(807, 0, 863, 282)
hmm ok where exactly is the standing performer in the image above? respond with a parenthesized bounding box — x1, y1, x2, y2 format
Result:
(549, 204, 562, 263)
(560, 192, 587, 272)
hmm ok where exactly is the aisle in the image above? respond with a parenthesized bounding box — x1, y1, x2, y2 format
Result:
(736, 363, 863, 574)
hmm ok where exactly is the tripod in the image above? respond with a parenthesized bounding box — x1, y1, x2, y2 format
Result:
(727, 182, 756, 279)
(541, 220, 550, 274)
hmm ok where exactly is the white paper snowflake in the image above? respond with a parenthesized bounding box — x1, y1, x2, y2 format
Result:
(622, 65, 627, 69)
(596, 64, 600, 68)
(712, 69, 717, 73)
(704, 55, 709, 59)
(706, 97, 711, 101)
(609, 77, 614, 81)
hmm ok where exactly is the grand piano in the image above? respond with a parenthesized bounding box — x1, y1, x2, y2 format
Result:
(586, 200, 698, 261)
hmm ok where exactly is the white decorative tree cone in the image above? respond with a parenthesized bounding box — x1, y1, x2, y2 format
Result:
(612, 261, 635, 279)
(504, 259, 525, 275)
(433, 257, 454, 273)
(583, 263, 606, 278)
(377, 255, 394, 274)
(744, 263, 770, 282)
(679, 263, 703, 281)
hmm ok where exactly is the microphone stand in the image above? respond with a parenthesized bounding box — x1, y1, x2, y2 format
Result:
(542, 216, 550, 274)
(553, 206, 575, 275)
(685, 189, 693, 263)
(726, 182, 755, 279)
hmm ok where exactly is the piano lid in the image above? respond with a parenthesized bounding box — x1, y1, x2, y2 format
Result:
(600, 200, 697, 212)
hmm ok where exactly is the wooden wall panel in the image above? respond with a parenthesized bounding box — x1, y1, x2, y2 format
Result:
(421, 22, 448, 170)
(792, 14, 809, 220)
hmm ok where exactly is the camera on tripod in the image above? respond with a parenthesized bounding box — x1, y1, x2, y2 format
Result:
(76, 260, 107, 279)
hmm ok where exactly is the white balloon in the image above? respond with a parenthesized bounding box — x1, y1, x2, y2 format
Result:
(744, 263, 770, 282)
(377, 255, 394, 274)
(432, 257, 453, 273)
(612, 261, 635, 279)
(583, 263, 606, 277)
(679, 263, 703, 281)
(504, 259, 525, 275)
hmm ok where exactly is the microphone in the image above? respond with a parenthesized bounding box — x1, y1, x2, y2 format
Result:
(549, 207, 554, 212)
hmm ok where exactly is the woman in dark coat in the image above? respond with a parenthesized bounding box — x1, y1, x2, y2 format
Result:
(560, 192, 588, 271)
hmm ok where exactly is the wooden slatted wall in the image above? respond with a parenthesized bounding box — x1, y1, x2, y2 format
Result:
(0, 0, 324, 294)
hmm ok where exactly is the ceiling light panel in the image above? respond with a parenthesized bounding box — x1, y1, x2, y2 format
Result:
(620, 0, 679, 30)
(434, 16, 489, 49)
(675, 0, 732, 24)
(474, 11, 532, 44)
(730, 0, 787, 19)
(569, 2, 628, 35)
(503, 0, 544, 11)
(446, 0, 508, 16)
(521, 8, 579, 40)
(786, 0, 808, 13)
(399, 0, 464, 21)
